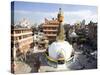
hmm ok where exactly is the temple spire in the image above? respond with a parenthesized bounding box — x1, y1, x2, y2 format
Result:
(56, 8, 65, 41)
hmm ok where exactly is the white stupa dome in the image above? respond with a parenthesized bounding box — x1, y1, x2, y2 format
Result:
(48, 41, 73, 61)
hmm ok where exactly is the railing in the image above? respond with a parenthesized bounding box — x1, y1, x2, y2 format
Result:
(13, 36, 33, 45)
(11, 32, 33, 37)
(43, 30, 58, 32)
(45, 34, 57, 36)
(43, 25, 59, 27)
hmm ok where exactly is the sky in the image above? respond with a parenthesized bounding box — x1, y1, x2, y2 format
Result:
(11, 1, 98, 25)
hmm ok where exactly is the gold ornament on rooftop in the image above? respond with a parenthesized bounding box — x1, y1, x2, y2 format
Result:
(57, 8, 64, 22)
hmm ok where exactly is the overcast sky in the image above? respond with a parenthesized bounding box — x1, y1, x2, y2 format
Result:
(11, 1, 98, 25)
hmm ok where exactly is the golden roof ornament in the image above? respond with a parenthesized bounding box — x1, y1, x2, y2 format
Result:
(57, 8, 64, 22)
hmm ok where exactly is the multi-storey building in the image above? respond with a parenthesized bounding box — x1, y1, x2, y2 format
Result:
(42, 18, 59, 42)
(42, 8, 65, 42)
(11, 28, 33, 59)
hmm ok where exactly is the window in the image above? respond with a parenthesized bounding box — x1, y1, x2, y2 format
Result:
(15, 43, 19, 48)
(15, 30, 20, 34)
(19, 36, 22, 39)
(14, 37, 18, 41)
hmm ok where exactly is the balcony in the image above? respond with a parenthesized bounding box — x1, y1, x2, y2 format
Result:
(11, 32, 33, 37)
(45, 34, 57, 36)
(43, 29, 58, 32)
(13, 36, 33, 45)
(42, 25, 59, 27)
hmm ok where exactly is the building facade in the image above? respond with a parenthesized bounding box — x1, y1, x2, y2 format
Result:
(11, 28, 34, 59)
(42, 8, 65, 42)
(42, 18, 60, 42)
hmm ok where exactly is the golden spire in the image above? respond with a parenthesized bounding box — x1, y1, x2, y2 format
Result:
(56, 8, 65, 41)
(56, 24, 65, 41)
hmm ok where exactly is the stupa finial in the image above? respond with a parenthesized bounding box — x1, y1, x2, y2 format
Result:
(57, 8, 64, 22)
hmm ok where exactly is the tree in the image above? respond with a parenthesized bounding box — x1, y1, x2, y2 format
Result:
(63, 24, 71, 41)
(38, 24, 43, 32)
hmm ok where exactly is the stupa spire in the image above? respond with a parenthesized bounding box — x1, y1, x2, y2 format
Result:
(56, 8, 65, 41)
